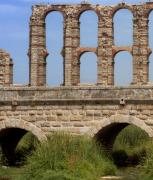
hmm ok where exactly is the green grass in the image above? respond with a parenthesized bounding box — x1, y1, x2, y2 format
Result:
(16, 133, 116, 180)
(0, 166, 25, 179)
(0, 125, 153, 180)
(111, 125, 153, 180)
(0, 132, 38, 179)
(15, 132, 39, 165)
(0, 132, 38, 166)
(138, 142, 153, 180)
(113, 125, 150, 167)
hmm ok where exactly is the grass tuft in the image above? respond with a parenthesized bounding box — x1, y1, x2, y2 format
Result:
(113, 125, 150, 167)
(17, 132, 116, 180)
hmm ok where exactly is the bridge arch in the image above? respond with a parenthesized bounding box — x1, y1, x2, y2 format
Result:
(0, 119, 47, 141)
(89, 115, 153, 149)
(0, 119, 47, 165)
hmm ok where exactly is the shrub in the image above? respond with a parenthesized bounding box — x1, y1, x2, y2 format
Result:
(17, 133, 116, 180)
(15, 132, 38, 165)
(140, 142, 153, 180)
(113, 125, 150, 166)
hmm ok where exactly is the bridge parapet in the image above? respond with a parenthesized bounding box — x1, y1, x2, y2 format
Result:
(0, 86, 153, 103)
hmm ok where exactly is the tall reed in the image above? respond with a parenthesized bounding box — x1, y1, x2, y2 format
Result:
(17, 133, 116, 180)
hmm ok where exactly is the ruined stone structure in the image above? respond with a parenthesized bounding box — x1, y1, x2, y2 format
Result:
(0, 49, 13, 87)
(1, 2, 153, 163)
(29, 2, 153, 86)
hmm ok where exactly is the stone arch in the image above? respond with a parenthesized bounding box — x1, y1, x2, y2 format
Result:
(88, 114, 153, 149)
(0, 119, 47, 141)
(30, 6, 66, 28)
(0, 119, 47, 165)
(146, 8, 153, 19)
(29, 5, 66, 86)
(78, 7, 100, 20)
(78, 48, 97, 59)
(32, 6, 66, 22)
(112, 46, 132, 58)
(44, 9, 65, 21)
(112, 4, 133, 17)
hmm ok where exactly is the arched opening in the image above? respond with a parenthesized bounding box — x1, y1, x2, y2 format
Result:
(114, 51, 132, 86)
(46, 11, 64, 86)
(149, 11, 153, 82)
(113, 9, 133, 46)
(0, 128, 39, 166)
(80, 52, 97, 84)
(79, 10, 98, 47)
(95, 123, 150, 167)
(96, 123, 128, 149)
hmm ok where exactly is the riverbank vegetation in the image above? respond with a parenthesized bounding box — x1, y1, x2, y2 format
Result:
(0, 125, 153, 180)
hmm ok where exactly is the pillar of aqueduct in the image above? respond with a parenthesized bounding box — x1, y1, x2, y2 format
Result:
(27, 2, 153, 87)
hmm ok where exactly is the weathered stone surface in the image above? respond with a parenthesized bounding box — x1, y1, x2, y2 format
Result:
(0, 49, 13, 86)
(0, 2, 153, 150)
(0, 87, 152, 140)
(27, 2, 153, 86)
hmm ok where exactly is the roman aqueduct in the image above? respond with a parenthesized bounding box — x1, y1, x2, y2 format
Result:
(1, 1, 153, 163)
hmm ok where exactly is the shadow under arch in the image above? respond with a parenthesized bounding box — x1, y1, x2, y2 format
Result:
(0, 119, 47, 165)
(90, 115, 153, 150)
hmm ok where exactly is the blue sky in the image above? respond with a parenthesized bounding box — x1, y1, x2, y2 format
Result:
(0, 0, 152, 86)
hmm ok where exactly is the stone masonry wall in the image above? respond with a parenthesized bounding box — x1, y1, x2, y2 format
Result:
(29, 2, 153, 86)
(0, 87, 153, 139)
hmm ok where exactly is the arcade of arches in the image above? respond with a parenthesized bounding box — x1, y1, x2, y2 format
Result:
(28, 2, 153, 86)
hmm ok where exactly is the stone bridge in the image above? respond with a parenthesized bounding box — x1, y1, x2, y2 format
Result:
(1, 2, 153, 163)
